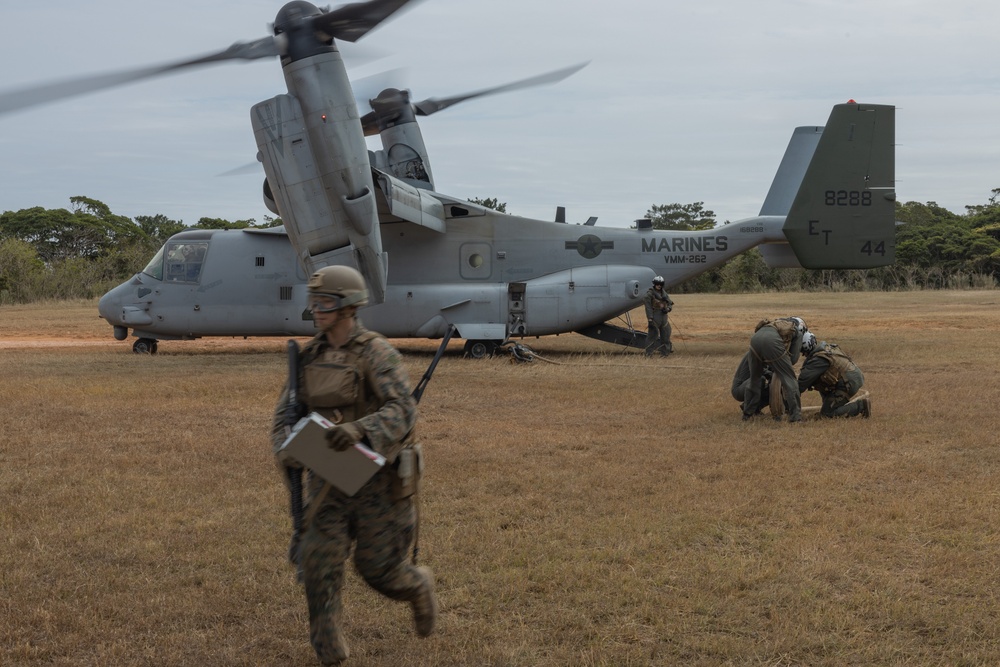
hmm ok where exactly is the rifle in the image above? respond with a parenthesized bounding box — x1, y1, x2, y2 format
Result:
(283, 339, 306, 582)
(412, 325, 457, 403)
(409, 325, 456, 564)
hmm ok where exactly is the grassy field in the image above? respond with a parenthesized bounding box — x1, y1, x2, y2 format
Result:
(2, 291, 999, 666)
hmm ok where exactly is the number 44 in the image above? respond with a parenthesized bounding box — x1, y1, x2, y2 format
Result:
(861, 241, 886, 256)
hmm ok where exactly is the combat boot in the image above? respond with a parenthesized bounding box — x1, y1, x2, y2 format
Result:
(316, 627, 349, 666)
(858, 396, 872, 418)
(412, 566, 438, 637)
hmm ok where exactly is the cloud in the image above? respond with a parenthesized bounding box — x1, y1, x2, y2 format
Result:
(2, 0, 998, 228)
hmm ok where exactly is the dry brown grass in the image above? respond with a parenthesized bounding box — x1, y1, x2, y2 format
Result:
(2, 291, 1000, 666)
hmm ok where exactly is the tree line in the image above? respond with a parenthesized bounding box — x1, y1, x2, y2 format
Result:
(1, 192, 997, 305)
(0, 197, 278, 303)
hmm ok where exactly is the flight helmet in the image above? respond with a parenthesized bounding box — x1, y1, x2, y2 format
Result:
(652, 276, 665, 286)
(801, 331, 817, 355)
(791, 316, 807, 333)
(307, 265, 369, 312)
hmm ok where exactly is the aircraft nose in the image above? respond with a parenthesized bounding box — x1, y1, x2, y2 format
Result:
(97, 284, 121, 322)
(98, 280, 135, 341)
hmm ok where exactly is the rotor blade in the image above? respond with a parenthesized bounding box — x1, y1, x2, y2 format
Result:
(0, 36, 282, 116)
(312, 0, 424, 43)
(360, 87, 410, 136)
(338, 41, 393, 67)
(360, 111, 380, 136)
(351, 67, 409, 113)
(412, 61, 590, 117)
(217, 161, 263, 177)
(351, 68, 409, 136)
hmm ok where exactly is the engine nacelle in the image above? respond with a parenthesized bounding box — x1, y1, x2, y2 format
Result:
(252, 50, 387, 303)
(262, 178, 279, 216)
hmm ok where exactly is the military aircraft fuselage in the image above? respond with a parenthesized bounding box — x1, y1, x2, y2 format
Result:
(370, 205, 786, 340)
(97, 206, 787, 345)
(99, 98, 895, 352)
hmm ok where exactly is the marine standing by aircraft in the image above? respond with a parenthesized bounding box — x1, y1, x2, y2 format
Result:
(0, 1, 897, 356)
(642, 276, 674, 357)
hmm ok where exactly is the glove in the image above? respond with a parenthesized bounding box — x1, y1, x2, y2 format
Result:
(325, 422, 363, 452)
(275, 448, 295, 466)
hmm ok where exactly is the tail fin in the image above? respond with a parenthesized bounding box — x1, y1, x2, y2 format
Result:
(783, 103, 895, 269)
(759, 126, 823, 217)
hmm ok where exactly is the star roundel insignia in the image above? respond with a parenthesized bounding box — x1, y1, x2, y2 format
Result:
(565, 234, 614, 259)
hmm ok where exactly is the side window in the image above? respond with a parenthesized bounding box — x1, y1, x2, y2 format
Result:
(164, 242, 209, 283)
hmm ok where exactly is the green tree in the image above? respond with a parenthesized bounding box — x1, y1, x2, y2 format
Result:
(718, 249, 780, 292)
(0, 206, 110, 261)
(645, 202, 717, 231)
(69, 196, 147, 248)
(965, 188, 1000, 220)
(0, 198, 147, 262)
(194, 217, 259, 230)
(135, 214, 187, 245)
(0, 238, 46, 303)
(966, 188, 1000, 243)
(468, 197, 507, 213)
(894, 200, 962, 226)
(893, 196, 1000, 280)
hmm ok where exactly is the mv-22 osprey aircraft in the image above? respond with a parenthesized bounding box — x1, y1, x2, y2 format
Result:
(0, 0, 896, 356)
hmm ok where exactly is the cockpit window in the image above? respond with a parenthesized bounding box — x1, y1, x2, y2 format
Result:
(141, 246, 165, 280)
(163, 241, 209, 283)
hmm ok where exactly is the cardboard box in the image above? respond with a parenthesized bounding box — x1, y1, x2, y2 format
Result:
(278, 412, 386, 496)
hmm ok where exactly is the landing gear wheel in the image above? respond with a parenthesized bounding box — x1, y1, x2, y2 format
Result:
(463, 339, 498, 359)
(133, 338, 158, 354)
(769, 379, 784, 418)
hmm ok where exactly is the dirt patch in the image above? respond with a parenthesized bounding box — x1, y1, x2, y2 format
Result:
(0, 337, 118, 349)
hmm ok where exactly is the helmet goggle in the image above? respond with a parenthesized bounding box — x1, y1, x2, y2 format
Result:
(309, 294, 346, 314)
(308, 290, 367, 314)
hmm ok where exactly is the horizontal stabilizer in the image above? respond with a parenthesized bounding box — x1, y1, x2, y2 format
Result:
(758, 243, 802, 269)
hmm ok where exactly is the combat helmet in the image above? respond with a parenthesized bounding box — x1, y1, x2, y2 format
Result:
(307, 265, 369, 312)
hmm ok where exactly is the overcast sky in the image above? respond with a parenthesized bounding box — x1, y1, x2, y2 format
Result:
(2, 0, 998, 229)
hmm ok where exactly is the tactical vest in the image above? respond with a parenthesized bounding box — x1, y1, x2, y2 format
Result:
(299, 330, 382, 425)
(754, 317, 798, 342)
(812, 343, 858, 393)
(298, 329, 421, 499)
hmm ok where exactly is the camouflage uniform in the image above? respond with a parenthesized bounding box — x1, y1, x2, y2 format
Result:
(642, 287, 674, 356)
(742, 317, 804, 422)
(271, 321, 432, 665)
(797, 341, 867, 417)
